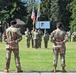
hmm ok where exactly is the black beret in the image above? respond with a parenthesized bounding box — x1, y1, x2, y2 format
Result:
(10, 20, 17, 25)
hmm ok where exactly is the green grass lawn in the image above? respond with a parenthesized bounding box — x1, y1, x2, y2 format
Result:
(0, 35, 76, 72)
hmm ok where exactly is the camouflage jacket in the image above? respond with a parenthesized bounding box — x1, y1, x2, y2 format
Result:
(38, 30, 43, 41)
(2, 26, 22, 50)
(25, 31, 31, 40)
(50, 28, 68, 48)
(33, 31, 39, 39)
(43, 33, 49, 41)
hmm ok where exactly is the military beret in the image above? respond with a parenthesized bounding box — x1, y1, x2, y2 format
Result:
(10, 20, 17, 25)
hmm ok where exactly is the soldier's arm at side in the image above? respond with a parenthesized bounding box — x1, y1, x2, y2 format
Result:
(46, 33, 49, 40)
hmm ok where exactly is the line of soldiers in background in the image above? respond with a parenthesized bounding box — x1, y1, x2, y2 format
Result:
(67, 30, 76, 42)
(24, 28, 49, 49)
(24, 28, 76, 49)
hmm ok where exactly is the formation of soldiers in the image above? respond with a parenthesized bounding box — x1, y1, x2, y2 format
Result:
(24, 27, 76, 49)
(66, 30, 76, 42)
(25, 28, 50, 49)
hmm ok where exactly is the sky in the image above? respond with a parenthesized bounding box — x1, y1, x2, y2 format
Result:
(22, 0, 41, 3)
(36, 0, 41, 3)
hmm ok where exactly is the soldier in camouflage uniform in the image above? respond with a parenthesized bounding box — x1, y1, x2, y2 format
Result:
(67, 31, 71, 42)
(38, 28, 43, 48)
(2, 20, 23, 73)
(43, 30, 49, 48)
(31, 28, 35, 48)
(50, 22, 68, 73)
(25, 28, 31, 48)
(72, 31, 76, 42)
(33, 29, 39, 48)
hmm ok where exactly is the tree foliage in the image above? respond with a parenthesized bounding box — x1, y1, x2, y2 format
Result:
(68, 0, 76, 31)
(59, 0, 72, 30)
(40, 0, 72, 31)
(40, 0, 51, 21)
(0, 0, 27, 23)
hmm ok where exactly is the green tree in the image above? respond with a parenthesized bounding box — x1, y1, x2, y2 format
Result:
(40, 0, 72, 31)
(50, 0, 60, 22)
(59, 0, 72, 31)
(40, 0, 60, 23)
(0, 0, 27, 23)
(40, 0, 51, 21)
(68, 0, 76, 31)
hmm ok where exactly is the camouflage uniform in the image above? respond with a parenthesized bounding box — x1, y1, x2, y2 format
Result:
(38, 29, 43, 48)
(72, 31, 76, 42)
(2, 21, 22, 72)
(43, 31, 49, 48)
(67, 31, 71, 42)
(25, 29, 31, 48)
(31, 28, 35, 48)
(50, 22, 68, 72)
(33, 29, 39, 48)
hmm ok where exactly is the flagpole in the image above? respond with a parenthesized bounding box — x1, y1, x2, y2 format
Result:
(39, 17, 40, 28)
(33, 22, 35, 29)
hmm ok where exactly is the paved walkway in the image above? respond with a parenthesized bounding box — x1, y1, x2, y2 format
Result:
(0, 72, 76, 75)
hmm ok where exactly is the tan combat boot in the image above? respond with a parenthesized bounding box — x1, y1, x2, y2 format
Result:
(54, 67, 56, 73)
(4, 69, 9, 73)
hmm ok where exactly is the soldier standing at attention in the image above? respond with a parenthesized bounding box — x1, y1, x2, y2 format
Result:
(67, 31, 71, 42)
(33, 29, 39, 49)
(38, 28, 43, 48)
(2, 20, 23, 73)
(25, 28, 31, 48)
(31, 28, 35, 48)
(43, 30, 49, 48)
(50, 22, 68, 73)
(72, 31, 76, 42)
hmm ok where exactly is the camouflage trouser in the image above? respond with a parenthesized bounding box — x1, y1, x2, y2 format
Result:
(69, 36, 71, 42)
(53, 47, 66, 67)
(5, 49, 21, 70)
(31, 38, 34, 48)
(26, 39, 30, 48)
(33, 39, 38, 48)
(73, 36, 76, 42)
(38, 39, 42, 48)
(44, 39, 48, 48)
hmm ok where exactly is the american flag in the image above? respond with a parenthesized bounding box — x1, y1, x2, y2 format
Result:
(31, 7, 36, 25)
